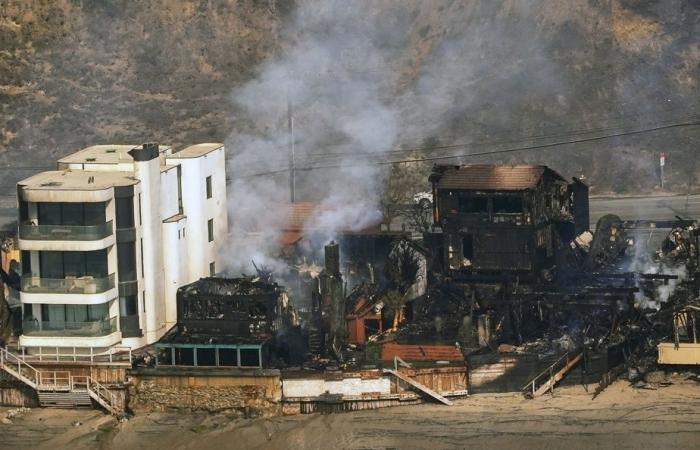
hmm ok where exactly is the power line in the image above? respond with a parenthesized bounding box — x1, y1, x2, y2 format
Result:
(233, 118, 700, 178)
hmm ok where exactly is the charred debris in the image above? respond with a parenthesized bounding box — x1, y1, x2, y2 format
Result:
(149, 164, 700, 390)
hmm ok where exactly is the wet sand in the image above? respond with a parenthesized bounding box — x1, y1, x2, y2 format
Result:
(2, 377, 700, 450)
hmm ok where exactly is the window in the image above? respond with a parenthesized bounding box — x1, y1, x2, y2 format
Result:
(140, 239, 144, 276)
(142, 291, 146, 312)
(117, 242, 137, 281)
(493, 196, 524, 214)
(207, 219, 214, 242)
(197, 348, 216, 366)
(209, 262, 216, 276)
(37, 202, 105, 226)
(119, 295, 138, 316)
(462, 235, 474, 259)
(458, 196, 488, 213)
(218, 348, 238, 366)
(138, 194, 142, 225)
(115, 197, 134, 228)
(38, 250, 108, 279)
(206, 176, 212, 199)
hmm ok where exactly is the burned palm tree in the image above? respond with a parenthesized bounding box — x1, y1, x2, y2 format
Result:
(384, 239, 422, 330)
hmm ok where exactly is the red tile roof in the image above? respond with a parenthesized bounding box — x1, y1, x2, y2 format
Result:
(431, 164, 564, 191)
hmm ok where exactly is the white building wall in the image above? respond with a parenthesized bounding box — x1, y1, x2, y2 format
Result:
(162, 218, 187, 328)
(167, 146, 228, 280)
(282, 376, 391, 398)
(132, 154, 167, 344)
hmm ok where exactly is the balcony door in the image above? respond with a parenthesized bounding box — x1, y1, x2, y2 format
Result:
(38, 249, 108, 279)
(37, 202, 105, 226)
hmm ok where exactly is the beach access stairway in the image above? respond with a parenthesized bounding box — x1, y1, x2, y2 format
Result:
(521, 351, 583, 398)
(0, 346, 123, 415)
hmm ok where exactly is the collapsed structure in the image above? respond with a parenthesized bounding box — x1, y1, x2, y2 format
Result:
(1, 161, 699, 417)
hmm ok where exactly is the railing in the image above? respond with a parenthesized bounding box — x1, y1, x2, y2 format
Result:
(19, 221, 113, 241)
(521, 351, 581, 398)
(17, 345, 132, 365)
(38, 370, 71, 388)
(22, 317, 118, 337)
(0, 346, 39, 389)
(87, 376, 120, 415)
(21, 273, 116, 294)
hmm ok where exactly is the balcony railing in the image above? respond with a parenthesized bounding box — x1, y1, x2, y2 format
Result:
(21, 273, 116, 295)
(19, 221, 113, 241)
(22, 316, 118, 337)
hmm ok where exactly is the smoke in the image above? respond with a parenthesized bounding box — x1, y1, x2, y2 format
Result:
(218, 1, 595, 274)
(222, 1, 404, 273)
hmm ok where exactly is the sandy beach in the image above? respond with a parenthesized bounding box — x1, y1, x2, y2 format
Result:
(2, 376, 700, 450)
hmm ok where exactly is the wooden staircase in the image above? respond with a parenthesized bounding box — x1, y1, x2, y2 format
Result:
(38, 391, 92, 408)
(0, 346, 123, 415)
(383, 368, 453, 406)
(522, 351, 583, 398)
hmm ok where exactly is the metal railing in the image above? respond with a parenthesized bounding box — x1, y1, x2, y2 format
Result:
(0, 346, 40, 389)
(22, 317, 118, 337)
(19, 221, 113, 241)
(21, 273, 115, 294)
(521, 351, 579, 397)
(17, 345, 132, 365)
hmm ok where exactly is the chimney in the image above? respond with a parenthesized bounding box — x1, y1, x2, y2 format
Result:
(324, 240, 340, 277)
(128, 143, 159, 161)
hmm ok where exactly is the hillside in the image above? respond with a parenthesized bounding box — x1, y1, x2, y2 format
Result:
(0, 0, 698, 199)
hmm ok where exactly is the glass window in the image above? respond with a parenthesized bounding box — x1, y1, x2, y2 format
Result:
(219, 348, 238, 366)
(197, 348, 216, 366)
(117, 242, 137, 281)
(63, 252, 85, 277)
(19, 200, 29, 222)
(88, 303, 108, 321)
(208, 219, 214, 242)
(458, 196, 488, 213)
(209, 262, 216, 276)
(493, 196, 524, 214)
(38, 203, 61, 225)
(84, 202, 106, 225)
(61, 203, 84, 225)
(206, 176, 212, 199)
(21, 251, 31, 275)
(174, 348, 194, 365)
(40, 251, 63, 279)
(115, 197, 134, 228)
(240, 348, 260, 367)
(85, 249, 108, 278)
(120, 295, 138, 316)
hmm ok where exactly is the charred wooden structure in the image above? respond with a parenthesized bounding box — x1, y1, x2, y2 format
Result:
(418, 164, 661, 346)
(426, 164, 588, 279)
(154, 277, 304, 368)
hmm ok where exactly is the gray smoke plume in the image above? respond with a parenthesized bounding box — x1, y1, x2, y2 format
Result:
(222, 1, 404, 273)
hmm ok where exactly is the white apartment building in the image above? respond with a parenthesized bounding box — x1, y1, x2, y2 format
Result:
(16, 143, 228, 351)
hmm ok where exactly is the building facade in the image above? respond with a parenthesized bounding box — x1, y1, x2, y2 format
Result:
(16, 143, 228, 351)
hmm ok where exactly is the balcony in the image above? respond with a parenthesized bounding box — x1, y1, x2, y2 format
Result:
(22, 274, 115, 295)
(18, 221, 115, 251)
(19, 221, 113, 241)
(22, 316, 118, 337)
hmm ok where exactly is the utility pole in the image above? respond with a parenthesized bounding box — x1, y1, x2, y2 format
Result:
(659, 151, 666, 189)
(287, 92, 296, 203)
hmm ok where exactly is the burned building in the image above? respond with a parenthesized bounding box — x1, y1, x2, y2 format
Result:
(154, 277, 302, 368)
(426, 164, 588, 280)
